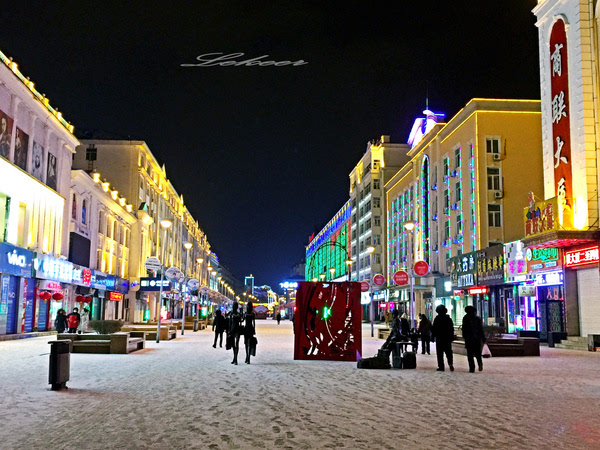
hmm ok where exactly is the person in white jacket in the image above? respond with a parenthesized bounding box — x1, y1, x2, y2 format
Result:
(78, 308, 90, 334)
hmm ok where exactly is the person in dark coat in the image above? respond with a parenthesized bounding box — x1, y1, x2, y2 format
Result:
(418, 314, 432, 355)
(462, 305, 486, 373)
(54, 309, 68, 333)
(243, 302, 257, 364)
(276, 311, 281, 325)
(66, 307, 81, 334)
(431, 304, 455, 371)
(382, 310, 403, 350)
(228, 302, 242, 365)
(400, 313, 410, 337)
(212, 310, 226, 348)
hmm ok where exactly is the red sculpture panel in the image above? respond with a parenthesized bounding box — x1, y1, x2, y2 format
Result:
(294, 281, 362, 361)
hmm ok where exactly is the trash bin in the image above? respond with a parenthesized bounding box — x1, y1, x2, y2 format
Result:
(49, 340, 72, 391)
(193, 319, 198, 332)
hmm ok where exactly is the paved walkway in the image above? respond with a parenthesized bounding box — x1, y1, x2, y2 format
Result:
(0, 320, 599, 449)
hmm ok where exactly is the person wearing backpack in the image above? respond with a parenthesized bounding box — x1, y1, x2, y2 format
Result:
(212, 309, 226, 348)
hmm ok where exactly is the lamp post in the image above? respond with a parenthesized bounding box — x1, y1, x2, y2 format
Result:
(403, 220, 416, 328)
(182, 242, 193, 335)
(156, 218, 172, 343)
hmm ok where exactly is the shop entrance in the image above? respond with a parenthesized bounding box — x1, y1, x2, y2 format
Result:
(536, 285, 565, 340)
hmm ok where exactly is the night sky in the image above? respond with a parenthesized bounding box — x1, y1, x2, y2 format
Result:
(1, 2, 540, 290)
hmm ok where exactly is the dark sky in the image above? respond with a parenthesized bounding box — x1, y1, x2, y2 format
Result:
(1, 1, 540, 290)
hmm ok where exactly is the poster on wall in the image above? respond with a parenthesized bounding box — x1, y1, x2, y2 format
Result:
(0, 108, 14, 159)
(23, 278, 35, 333)
(294, 281, 362, 361)
(31, 141, 44, 181)
(14, 127, 29, 170)
(46, 152, 57, 190)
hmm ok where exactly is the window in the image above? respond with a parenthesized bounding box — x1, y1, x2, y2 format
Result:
(365, 218, 371, 229)
(373, 198, 380, 208)
(359, 223, 364, 234)
(360, 241, 365, 252)
(374, 216, 381, 227)
(352, 214, 357, 224)
(98, 211, 104, 234)
(352, 198, 357, 208)
(455, 182, 461, 203)
(487, 167, 501, 190)
(488, 204, 502, 227)
(352, 229, 357, 240)
(365, 237, 372, 246)
(444, 190, 450, 211)
(364, 254, 371, 266)
(82, 200, 87, 225)
(454, 147, 461, 169)
(72, 194, 77, 220)
(445, 220, 451, 241)
(486, 138, 500, 154)
(374, 254, 381, 264)
(456, 214, 463, 235)
(373, 179, 380, 189)
(364, 201, 371, 211)
(373, 234, 381, 245)
(364, 183, 371, 195)
(352, 246, 356, 256)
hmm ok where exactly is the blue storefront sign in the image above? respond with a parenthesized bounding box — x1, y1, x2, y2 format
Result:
(23, 278, 35, 332)
(115, 277, 129, 294)
(33, 254, 73, 283)
(140, 277, 171, 291)
(0, 242, 33, 277)
(5, 275, 18, 334)
(91, 270, 108, 290)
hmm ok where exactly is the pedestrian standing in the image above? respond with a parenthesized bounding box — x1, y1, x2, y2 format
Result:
(66, 307, 81, 334)
(418, 314, 432, 355)
(431, 304, 455, 372)
(228, 302, 242, 365)
(78, 308, 90, 334)
(212, 310, 226, 348)
(400, 313, 410, 337)
(462, 306, 486, 373)
(244, 302, 256, 364)
(55, 309, 67, 334)
(276, 311, 281, 325)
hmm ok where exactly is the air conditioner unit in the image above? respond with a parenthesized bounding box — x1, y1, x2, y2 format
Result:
(494, 190, 504, 199)
(492, 153, 502, 161)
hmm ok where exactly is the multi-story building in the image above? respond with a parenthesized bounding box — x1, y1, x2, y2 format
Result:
(0, 49, 79, 336)
(527, 0, 600, 344)
(385, 99, 543, 326)
(305, 201, 351, 282)
(349, 136, 410, 320)
(73, 137, 213, 322)
(69, 169, 151, 322)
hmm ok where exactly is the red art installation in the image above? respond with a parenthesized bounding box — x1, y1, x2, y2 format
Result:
(294, 281, 362, 361)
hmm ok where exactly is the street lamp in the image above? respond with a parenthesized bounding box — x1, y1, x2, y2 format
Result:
(180, 242, 193, 335)
(404, 220, 416, 328)
(329, 267, 335, 280)
(156, 217, 172, 343)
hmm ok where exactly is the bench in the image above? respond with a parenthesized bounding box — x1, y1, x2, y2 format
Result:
(452, 337, 539, 357)
(122, 325, 176, 340)
(378, 328, 391, 340)
(57, 332, 145, 354)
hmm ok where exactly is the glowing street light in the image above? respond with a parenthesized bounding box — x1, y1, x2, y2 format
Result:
(403, 220, 417, 328)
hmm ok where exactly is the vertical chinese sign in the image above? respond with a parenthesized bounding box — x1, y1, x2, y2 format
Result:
(550, 18, 573, 227)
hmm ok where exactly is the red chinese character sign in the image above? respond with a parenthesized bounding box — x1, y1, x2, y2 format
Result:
(360, 281, 369, 292)
(413, 261, 429, 276)
(294, 281, 362, 361)
(393, 270, 409, 286)
(373, 274, 385, 286)
(550, 18, 573, 228)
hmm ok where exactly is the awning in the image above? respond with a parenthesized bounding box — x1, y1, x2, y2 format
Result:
(522, 230, 600, 249)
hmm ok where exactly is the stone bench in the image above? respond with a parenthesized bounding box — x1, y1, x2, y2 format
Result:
(122, 325, 176, 341)
(452, 337, 539, 357)
(57, 332, 145, 354)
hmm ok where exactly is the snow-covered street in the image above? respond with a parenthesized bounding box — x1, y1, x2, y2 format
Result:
(0, 320, 599, 449)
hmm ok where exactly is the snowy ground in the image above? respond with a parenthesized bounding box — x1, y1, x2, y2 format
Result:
(0, 320, 599, 450)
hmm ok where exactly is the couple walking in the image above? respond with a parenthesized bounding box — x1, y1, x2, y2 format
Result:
(213, 302, 256, 365)
(432, 304, 486, 373)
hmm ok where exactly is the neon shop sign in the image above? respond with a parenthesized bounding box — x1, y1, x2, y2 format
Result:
(535, 271, 563, 286)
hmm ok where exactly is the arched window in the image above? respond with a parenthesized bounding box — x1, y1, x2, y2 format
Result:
(72, 194, 77, 220)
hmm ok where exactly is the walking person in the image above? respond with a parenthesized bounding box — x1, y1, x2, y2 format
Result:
(66, 307, 81, 334)
(431, 304, 455, 372)
(228, 302, 242, 365)
(276, 311, 281, 325)
(78, 307, 90, 334)
(462, 306, 486, 373)
(243, 302, 256, 364)
(418, 314, 432, 355)
(54, 309, 67, 334)
(212, 309, 226, 348)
